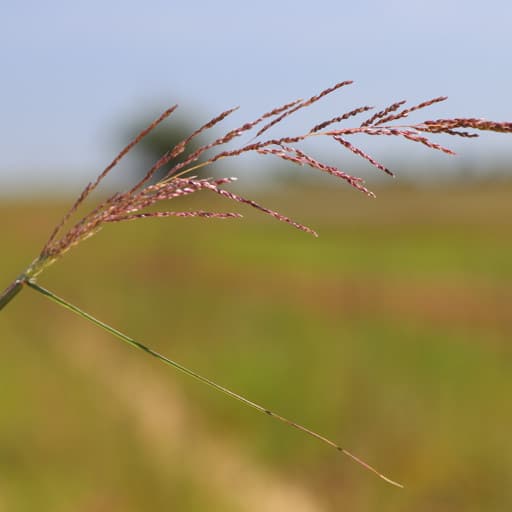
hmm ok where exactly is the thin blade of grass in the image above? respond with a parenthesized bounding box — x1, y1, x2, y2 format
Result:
(26, 279, 403, 489)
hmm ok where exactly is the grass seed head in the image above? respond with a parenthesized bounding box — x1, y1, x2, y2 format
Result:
(35, 80, 512, 275)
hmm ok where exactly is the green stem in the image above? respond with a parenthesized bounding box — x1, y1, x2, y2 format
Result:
(0, 276, 27, 311)
(0, 257, 49, 312)
(25, 279, 402, 488)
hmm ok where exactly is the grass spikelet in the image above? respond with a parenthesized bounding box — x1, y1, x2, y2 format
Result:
(255, 80, 354, 138)
(374, 96, 448, 125)
(333, 136, 393, 176)
(419, 118, 512, 133)
(310, 105, 374, 133)
(361, 100, 407, 127)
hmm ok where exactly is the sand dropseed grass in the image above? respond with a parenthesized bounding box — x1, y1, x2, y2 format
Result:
(2, 81, 512, 488)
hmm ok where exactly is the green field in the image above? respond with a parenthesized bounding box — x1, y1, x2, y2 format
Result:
(1, 181, 511, 511)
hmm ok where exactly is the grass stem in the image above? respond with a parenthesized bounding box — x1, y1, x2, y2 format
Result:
(0, 277, 26, 312)
(25, 279, 403, 488)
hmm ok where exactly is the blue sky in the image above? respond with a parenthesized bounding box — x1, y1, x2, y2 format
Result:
(1, 1, 511, 192)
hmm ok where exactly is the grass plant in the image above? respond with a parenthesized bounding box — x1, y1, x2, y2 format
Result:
(2, 81, 511, 488)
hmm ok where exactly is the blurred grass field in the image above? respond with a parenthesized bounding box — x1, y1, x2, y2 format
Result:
(1, 180, 511, 511)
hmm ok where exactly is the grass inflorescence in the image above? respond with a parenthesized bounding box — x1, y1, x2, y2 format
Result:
(2, 80, 512, 488)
